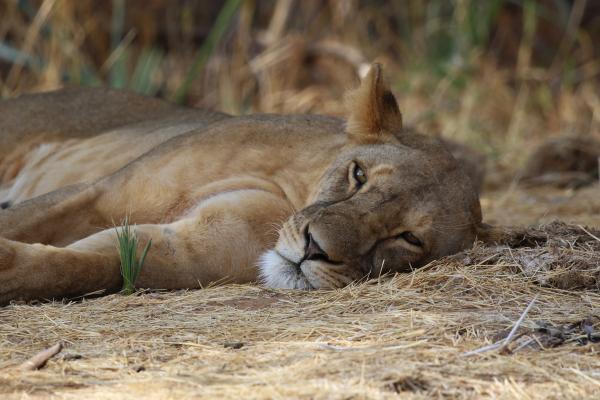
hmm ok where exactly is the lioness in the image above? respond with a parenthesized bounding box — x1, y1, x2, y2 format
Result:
(0, 64, 485, 304)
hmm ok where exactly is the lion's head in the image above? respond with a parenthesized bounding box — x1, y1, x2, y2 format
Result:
(260, 64, 483, 289)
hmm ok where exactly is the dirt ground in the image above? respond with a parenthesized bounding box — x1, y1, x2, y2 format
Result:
(1, 184, 600, 399)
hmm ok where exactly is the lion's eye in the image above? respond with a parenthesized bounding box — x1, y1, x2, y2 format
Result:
(352, 164, 367, 185)
(399, 231, 423, 247)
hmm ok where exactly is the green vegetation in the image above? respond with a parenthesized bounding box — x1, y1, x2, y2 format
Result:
(115, 217, 152, 295)
(173, 0, 242, 103)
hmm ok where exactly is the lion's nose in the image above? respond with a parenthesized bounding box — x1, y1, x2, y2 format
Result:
(304, 232, 329, 261)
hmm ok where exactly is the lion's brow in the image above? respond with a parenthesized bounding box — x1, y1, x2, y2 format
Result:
(369, 164, 394, 175)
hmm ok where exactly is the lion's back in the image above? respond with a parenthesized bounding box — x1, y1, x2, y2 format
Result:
(0, 88, 229, 204)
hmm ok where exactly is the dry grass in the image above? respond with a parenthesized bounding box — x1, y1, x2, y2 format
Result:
(482, 185, 600, 227)
(2, 223, 600, 399)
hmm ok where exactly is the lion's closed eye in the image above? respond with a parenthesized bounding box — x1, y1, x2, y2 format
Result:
(398, 231, 423, 247)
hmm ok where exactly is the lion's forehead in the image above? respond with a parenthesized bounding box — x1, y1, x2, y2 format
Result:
(352, 142, 459, 176)
(354, 176, 478, 232)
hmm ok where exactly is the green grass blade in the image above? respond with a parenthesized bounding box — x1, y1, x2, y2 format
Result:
(134, 239, 152, 283)
(115, 217, 151, 295)
(109, 0, 128, 89)
(0, 42, 38, 68)
(172, 0, 242, 103)
(138, 239, 152, 272)
(130, 47, 164, 96)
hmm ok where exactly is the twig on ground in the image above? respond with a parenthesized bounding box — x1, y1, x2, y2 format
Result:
(502, 296, 538, 347)
(462, 296, 538, 357)
(19, 342, 63, 371)
(578, 225, 600, 243)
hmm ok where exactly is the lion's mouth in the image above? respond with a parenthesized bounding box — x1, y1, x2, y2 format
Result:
(260, 221, 350, 289)
(259, 249, 314, 289)
(276, 250, 303, 274)
(280, 249, 356, 289)
(260, 247, 360, 290)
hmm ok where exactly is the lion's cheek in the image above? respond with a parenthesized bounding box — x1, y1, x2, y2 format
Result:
(372, 245, 425, 274)
(300, 260, 360, 289)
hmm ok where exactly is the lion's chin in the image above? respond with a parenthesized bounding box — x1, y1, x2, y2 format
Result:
(258, 250, 313, 290)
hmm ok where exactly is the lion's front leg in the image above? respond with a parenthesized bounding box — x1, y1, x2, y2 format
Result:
(0, 234, 121, 304)
(0, 189, 293, 304)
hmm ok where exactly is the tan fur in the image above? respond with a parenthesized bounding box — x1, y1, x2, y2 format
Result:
(0, 64, 485, 304)
(345, 63, 403, 143)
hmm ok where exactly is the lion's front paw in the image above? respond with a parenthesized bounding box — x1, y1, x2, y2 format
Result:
(0, 237, 15, 272)
(0, 237, 19, 304)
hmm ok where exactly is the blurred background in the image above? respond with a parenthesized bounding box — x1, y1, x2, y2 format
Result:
(1, 0, 599, 198)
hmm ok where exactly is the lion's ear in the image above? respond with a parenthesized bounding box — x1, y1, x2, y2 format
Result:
(345, 63, 403, 143)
